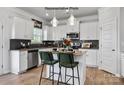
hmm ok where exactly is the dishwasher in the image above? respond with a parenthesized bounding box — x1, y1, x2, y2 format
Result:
(28, 49, 38, 69)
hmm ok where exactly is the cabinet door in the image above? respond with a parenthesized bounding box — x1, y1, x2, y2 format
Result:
(67, 21, 79, 33)
(20, 51, 28, 72)
(52, 27, 55, 40)
(86, 50, 97, 66)
(88, 22, 97, 39)
(52, 27, 59, 40)
(12, 17, 26, 39)
(60, 25, 67, 39)
(25, 20, 34, 39)
(80, 21, 98, 40)
(48, 27, 54, 40)
(43, 26, 49, 40)
(80, 23, 88, 40)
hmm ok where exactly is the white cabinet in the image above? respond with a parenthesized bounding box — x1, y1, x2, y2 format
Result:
(53, 25, 67, 40)
(12, 17, 26, 39)
(80, 21, 98, 40)
(46, 26, 55, 40)
(49, 22, 79, 40)
(11, 17, 34, 40)
(83, 49, 98, 67)
(59, 25, 68, 39)
(67, 22, 79, 33)
(20, 51, 28, 72)
(25, 20, 34, 39)
(50, 27, 60, 40)
(121, 53, 124, 76)
(43, 26, 52, 40)
(11, 50, 28, 74)
(52, 27, 59, 40)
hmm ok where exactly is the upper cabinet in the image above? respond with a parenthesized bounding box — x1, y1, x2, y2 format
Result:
(80, 21, 98, 40)
(51, 25, 68, 40)
(48, 21, 79, 40)
(46, 26, 53, 40)
(11, 17, 34, 40)
(25, 20, 34, 39)
(67, 21, 79, 33)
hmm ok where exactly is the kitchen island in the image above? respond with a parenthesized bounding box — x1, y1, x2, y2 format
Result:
(39, 48, 87, 85)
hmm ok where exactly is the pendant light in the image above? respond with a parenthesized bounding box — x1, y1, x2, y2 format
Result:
(51, 10, 58, 27)
(68, 9, 76, 26)
(45, 8, 49, 16)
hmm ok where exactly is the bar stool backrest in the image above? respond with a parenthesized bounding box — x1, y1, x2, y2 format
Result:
(58, 52, 74, 64)
(39, 51, 53, 62)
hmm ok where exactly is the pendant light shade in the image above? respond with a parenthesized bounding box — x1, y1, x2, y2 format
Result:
(68, 14, 76, 26)
(51, 10, 58, 27)
(51, 17, 58, 27)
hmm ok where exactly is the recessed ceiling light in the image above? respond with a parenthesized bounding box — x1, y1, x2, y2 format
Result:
(46, 13, 49, 16)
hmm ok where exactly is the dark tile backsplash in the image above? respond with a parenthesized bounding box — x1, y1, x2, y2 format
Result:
(10, 39, 31, 50)
(10, 39, 99, 50)
(81, 40, 99, 49)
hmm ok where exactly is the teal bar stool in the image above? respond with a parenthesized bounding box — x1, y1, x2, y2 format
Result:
(39, 51, 58, 85)
(57, 52, 80, 85)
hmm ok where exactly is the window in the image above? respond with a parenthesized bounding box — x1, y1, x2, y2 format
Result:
(32, 28, 42, 43)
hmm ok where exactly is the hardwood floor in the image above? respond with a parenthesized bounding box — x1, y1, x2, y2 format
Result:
(0, 66, 124, 85)
(85, 67, 124, 85)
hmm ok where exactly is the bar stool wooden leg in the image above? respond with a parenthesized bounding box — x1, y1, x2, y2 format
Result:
(39, 64, 45, 85)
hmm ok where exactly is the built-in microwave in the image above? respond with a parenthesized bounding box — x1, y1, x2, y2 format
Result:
(66, 32, 79, 39)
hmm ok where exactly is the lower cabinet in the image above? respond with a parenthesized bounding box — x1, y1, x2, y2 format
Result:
(11, 50, 28, 74)
(83, 49, 98, 67)
(121, 53, 124, 76)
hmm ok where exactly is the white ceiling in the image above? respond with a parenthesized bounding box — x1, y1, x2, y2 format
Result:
(18, 7, 99, 21)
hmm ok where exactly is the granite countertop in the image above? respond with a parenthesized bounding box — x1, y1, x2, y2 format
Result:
(48, 49, 87, 56)
(80, 48, 99, 50)
(10, 47, 98, 51)
(10, 47, 58, 51)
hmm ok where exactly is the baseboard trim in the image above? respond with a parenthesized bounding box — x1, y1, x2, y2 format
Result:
(98, 67, 121, 77)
